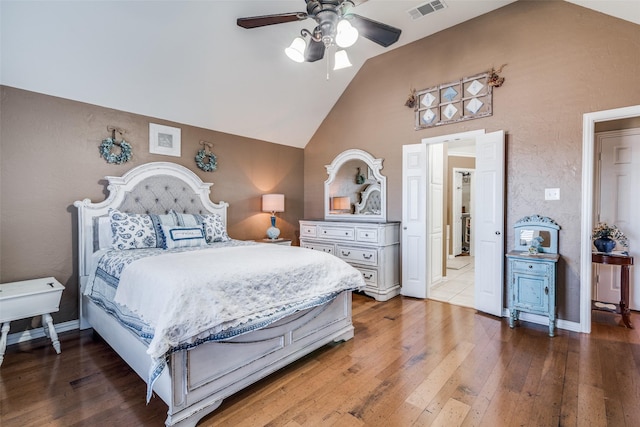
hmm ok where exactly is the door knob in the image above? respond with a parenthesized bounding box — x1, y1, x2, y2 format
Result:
(495, 231, 501, 235)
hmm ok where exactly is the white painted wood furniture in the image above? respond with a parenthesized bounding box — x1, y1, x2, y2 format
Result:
(0, 277, 64, 365)
(300, 220, 400, 301)
(74, 162, 355, 427)
(506, 215, 560, 337)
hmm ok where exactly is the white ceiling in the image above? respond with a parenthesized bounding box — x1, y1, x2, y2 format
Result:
(1, 1, 638, 148)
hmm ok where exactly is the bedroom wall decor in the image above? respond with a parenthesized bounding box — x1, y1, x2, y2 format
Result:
(195, 140, 218, 172)
(99, 126, 132, 164)
(149, 123, 181, 157)
(413, 71, 494, 129)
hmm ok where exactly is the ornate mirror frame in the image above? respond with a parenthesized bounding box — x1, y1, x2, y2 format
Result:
(513, 215, 560, 254)
(324, 149, 387, 222)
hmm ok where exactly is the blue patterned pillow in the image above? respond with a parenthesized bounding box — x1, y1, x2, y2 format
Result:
(171, 211, 231, 243)
(161, 225, 207, 249)
(109, 209, 176, 250)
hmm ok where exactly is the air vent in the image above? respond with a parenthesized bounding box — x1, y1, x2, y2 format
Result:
(407, 0, 447, 20)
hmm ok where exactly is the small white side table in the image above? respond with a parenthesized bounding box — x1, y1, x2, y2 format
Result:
(0, 277, 65, 366)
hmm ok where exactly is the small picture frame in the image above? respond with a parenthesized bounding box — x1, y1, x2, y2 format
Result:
(149, 123, 181, 157)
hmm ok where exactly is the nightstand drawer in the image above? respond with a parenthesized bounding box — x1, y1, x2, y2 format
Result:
(318, 226, 355, 241)
(300, 224, 317, 238)
(336, 245, 377, 266)
(511, 259, 548, 275)
(301, 242, 334, 254)
(356, 228, 379, 243)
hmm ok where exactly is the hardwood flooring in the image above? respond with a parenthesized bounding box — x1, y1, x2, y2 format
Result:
(1, 294, 639, 426)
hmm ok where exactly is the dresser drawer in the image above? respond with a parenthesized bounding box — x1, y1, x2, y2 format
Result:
(356, 228, 379, 243)
(511, 259, 549, 276)
(318, 226, 355, 241)
(300, 224, 317, 238)
(355, 267, 378, 286)
(336, 245, 377, 266)
(301, 242, 334, 254)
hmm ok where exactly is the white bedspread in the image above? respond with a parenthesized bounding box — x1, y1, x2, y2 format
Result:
(113, 243, 364, 361)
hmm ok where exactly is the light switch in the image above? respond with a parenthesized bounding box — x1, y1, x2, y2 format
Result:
(545, 188, 560, 200)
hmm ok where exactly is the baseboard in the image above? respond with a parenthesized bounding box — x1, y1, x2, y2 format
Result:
(6, 319, 80, 346)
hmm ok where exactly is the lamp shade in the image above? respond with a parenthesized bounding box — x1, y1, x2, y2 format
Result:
(336, 19, 358, 48)
(262, 194, 285, 213)
(332, 196, 350, 211)
(333, 50, 352, 70)
(285, 37, 306, 63)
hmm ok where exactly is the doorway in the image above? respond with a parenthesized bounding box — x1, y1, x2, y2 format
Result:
(431, 146, 476, 308)
(401, 129, 505, 317)
(580, 105, 640, 334)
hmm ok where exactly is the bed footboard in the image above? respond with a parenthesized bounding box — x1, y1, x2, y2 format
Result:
(85, 291, 354, 427)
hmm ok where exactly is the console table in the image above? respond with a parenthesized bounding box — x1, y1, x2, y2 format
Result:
(592, 252, 634, 328)
(0, 277, 65, 365)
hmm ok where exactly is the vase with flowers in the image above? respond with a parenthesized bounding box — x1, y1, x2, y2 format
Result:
(592, 222, 628, 253)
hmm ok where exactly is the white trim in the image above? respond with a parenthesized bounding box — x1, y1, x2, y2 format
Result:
(581, 105, 640, 333)
(6, 319, 79, 346)
(421, 129, 485, 146)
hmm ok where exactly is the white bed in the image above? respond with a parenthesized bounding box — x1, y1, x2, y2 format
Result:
(74, 162, 362, 426)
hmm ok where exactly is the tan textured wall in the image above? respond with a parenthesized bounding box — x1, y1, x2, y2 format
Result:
(304, 0, 640, 322)
(0, 86, 304, 328)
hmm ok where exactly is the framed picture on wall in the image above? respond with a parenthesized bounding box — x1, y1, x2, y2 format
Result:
(149, 123, 181, 157)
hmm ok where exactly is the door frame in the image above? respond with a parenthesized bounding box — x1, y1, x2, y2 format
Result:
(580, 104, 640, 333)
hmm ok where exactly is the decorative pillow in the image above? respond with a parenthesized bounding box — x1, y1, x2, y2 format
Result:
(161, 225, 207, 249)
(109, 209, 177, 250)
(171, 211, 231, 243)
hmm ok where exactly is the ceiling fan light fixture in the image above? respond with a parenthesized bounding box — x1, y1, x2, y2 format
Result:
(285, 37, 306, 63)
(333, 49, 352, 70)
(335, 19, 358, 48)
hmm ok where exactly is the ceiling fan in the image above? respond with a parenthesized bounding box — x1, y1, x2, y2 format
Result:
(237, 0, 402, 66)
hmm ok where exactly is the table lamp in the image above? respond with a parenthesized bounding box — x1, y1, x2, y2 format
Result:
(332, 196, 351, 213)
(262, 194, 285, 239)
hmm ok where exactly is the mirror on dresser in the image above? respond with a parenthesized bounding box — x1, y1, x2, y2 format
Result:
(324, 149, 387, 222)
(300, 149, 399, 301)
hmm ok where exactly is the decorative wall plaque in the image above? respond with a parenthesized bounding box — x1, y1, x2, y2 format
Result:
(414, 72, 492, 129)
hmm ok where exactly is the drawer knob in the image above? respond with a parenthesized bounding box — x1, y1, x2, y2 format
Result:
(528, 265, 533, 269)
(363, 254, 373, 260)
(545, 286, 549, 295)
(342, 251, 351, 256)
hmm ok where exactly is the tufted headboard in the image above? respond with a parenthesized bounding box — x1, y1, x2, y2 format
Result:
(74, 162, 228, 281)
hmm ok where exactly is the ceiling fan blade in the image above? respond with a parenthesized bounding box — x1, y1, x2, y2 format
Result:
(237, 12, 307, 29)
(346, 14, 401, 47)
(305, 39, 325, 62)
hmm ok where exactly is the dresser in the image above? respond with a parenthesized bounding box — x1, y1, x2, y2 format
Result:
(299, 220, 400, 301)
(505, 215, 560, 337)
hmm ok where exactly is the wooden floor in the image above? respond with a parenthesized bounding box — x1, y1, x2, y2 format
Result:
(2, 294, 639, 426)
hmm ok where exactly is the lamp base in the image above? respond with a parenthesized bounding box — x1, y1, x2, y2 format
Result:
(266, 226, 281, 240)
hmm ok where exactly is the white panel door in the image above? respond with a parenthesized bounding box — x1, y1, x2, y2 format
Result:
(402, 144, 428, 298)
(428, 143, 444, 285)
(596, 129, 640, 309)
(474, 130, 505, 317)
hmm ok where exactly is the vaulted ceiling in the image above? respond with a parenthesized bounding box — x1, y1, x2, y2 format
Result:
(1, 1, 638, 148)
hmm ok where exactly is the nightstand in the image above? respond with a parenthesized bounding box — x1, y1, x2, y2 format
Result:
(0, 277, 65, 365)
(257, 238, 292, 246)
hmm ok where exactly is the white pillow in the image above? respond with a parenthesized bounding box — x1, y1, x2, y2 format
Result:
(161, 225, 207, 249)
(171, 211, 230, 243)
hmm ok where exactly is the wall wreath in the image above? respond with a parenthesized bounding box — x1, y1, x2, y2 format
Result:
(100, 127, 132, 164)
(195, 141, 217, 172)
